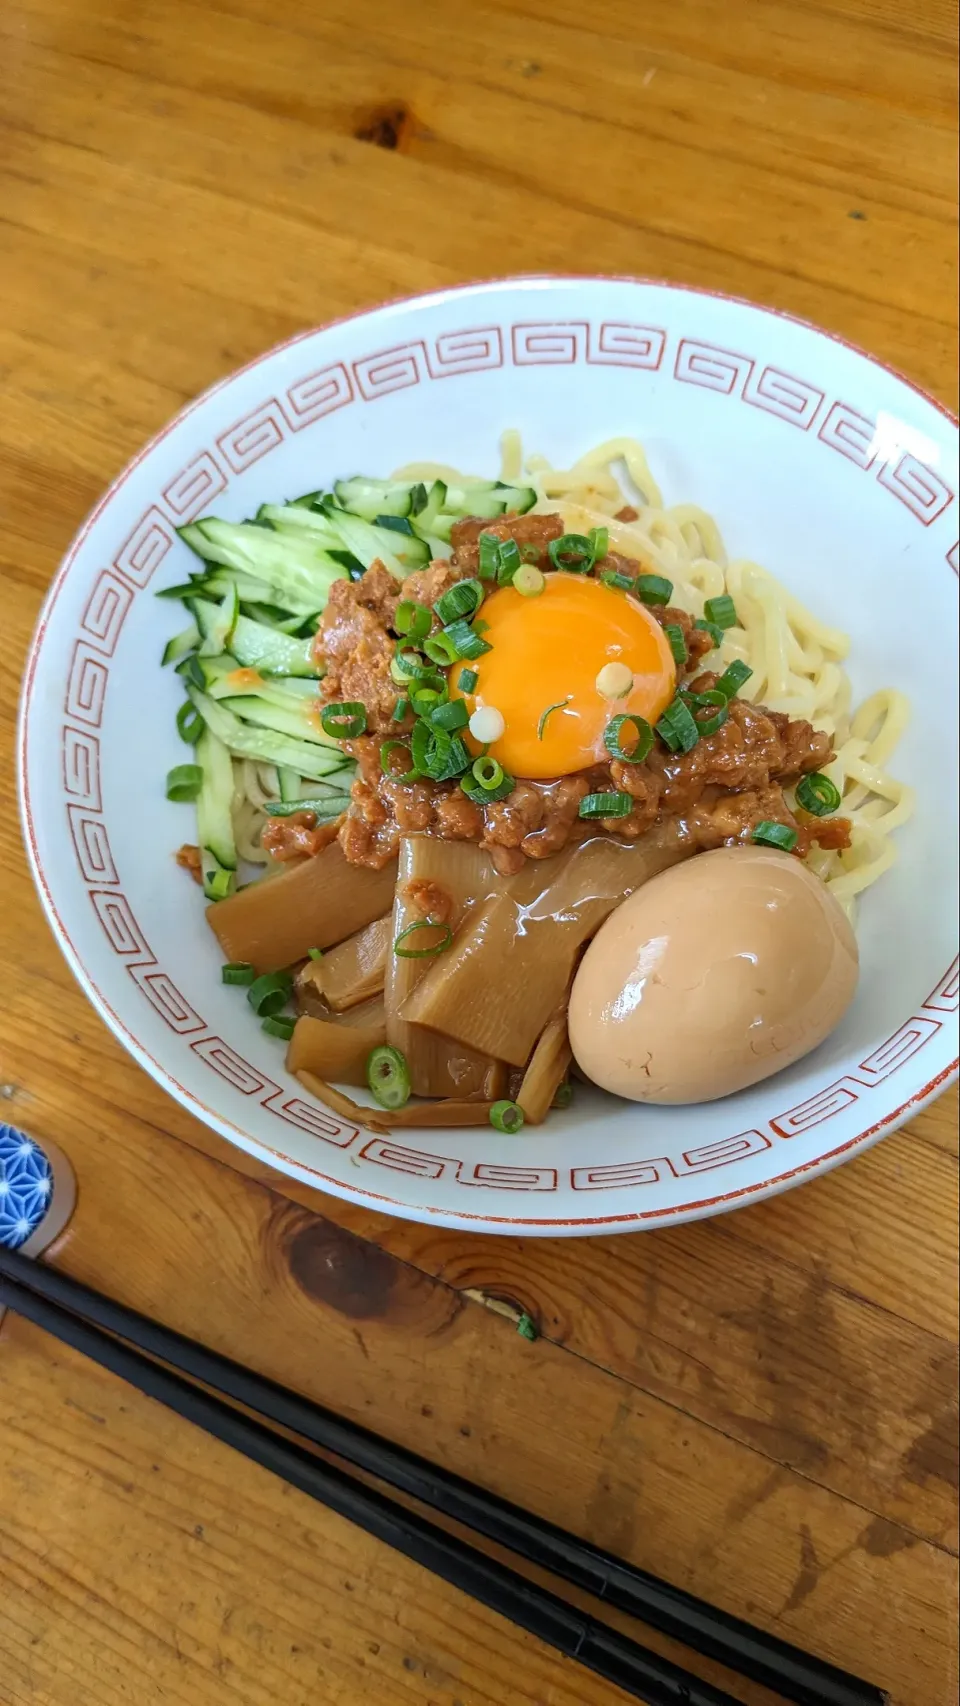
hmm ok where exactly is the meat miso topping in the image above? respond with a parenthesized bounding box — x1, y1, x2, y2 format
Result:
(311, 516, 850, 873)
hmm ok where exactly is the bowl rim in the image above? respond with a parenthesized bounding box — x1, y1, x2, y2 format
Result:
(17, 273, 959, 1234)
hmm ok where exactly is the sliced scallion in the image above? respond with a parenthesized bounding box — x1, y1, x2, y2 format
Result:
(600, 569, 634, 592)
(694, 617, 724, 650)
(634, 573, 673, 606)
(497, 538, 522, 585)
(393, 919, 454, 959)
(423, 631, 460, 667)
(537, 697, 572, 740)
(166, 763, 204, 802)
(751, 821, 799, 851)
(548, 533, 594, 573)
(656, 698, 700, 753)
(247, 972, 292, 1017)
(688, 688, 729, 738)
(221, 962, 256, 986)
(320, 701, 367, 740)
(490, 1099, 525, 1134)
(395, 600, 431, 641)
(663, 623, 688, 667)
(715, 659, 753, 700)
(578, 791, 633, 819)
(704, 593, 739, 630)
(176, 701, 205, 745)
(603, 714, 654, 764)
(458, 667, 479, 694)
(430, 699, 469, 733)
(366, 1043, 412, 1109)
(443, 618, 492, 661)
(434, 579, 484, 625)
(478, 532, 502, 579)
(513, 563, 545, 597)
(795, 773, 842, 816)
(262, 1014, 297, 1041)
(588, 525, 609, 562)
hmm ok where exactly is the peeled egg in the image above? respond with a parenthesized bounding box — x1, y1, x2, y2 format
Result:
(569, 846, 859, 1104)
(450, 574, 676, 780)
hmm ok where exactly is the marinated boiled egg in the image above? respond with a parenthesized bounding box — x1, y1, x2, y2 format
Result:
(450, 574, 676, 781)
(569, 846, 859, 1104)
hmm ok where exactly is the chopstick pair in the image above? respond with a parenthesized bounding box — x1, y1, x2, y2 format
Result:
(0, 1248, 885, 1706)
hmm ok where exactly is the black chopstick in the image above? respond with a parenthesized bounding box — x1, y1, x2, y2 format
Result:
(0, 1248, 887, 1706)
(1, 1267, 745, 1706)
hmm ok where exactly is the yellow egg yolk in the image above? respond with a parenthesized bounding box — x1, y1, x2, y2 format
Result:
(450, 574, 677, 780)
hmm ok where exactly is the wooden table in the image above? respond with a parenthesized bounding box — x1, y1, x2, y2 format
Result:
(1, 2, 957, 1702)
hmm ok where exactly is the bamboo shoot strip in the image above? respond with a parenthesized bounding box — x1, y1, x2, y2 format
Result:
(287, 1014, 387, 1086)
(402, 828, 690, 1067)
(386, 837, 505, 1097)
(319, 914, 392, 1010)
(207, 842, 397, 972)
(517, 1012, 572, 1125)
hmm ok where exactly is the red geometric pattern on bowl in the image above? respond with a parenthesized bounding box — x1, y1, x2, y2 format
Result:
(38, 314, 957, 1217)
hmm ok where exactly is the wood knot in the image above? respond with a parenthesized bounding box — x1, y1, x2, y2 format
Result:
(285, 1215, 396, 1320)
(354, 103, 412, 151)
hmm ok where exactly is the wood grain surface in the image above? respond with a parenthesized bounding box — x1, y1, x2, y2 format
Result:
(0, 2, 957, 1703)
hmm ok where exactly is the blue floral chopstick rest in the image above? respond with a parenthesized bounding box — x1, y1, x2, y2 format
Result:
(0, 1124, 54, 1249)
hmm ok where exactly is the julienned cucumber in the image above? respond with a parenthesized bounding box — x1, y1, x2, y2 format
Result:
(194, 726, 237, 898)
(179, 518, 348, 608)
(190, 597, 318, 677)
(187, 687, 349, 781)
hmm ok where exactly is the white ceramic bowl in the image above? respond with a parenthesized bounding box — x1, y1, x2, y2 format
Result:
(19, 277, 959, 1235)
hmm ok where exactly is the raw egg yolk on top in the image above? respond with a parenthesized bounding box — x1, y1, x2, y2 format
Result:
(450, 574, 677, 781)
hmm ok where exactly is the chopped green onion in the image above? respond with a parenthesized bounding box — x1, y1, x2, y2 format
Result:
(423, 631, 460, 667)
(599, 569, 635, 591)
(307, 947, 324, 961)
(380, 739, 412, 776)
(472, 755, 504, 791)
(497, 538, 522, 585)
(589, 526, 609, 562)
(205, 868, 234, 900)
(391, 647, 427, 682)
(490, 1099, 525, 1134)
(796, 773, 842, 816)
(603, 714, 654, 764)
(752, 821, 799, 852)
(262, 1014, 297, 1041)
(663, 623, 688, 667)
(474, 620, 490, 635)
(578, 791, 633, 819)
(513, 563, 545, 597)
(409, 685, 445, 717)
(320, 702, 367, 740)
(520, 543, 541, 563)
(704, 594, 739, 630)
(694, 617, 724, 649)
(395, 600, 432, 641)
(458, 667, 479, 694)
(430, 699, 469, 733)
(221, 962, 256, 986)
(165, 763, 204, 802)
(715, 659, 753, 700)
(548, 533, 594, 573)
(366, 1043, 412, 1109)
(247, 972, 292, 1017)
(393, 919, 454, 958)
(435, 579, 484, 625)
(176, 701, 204, 745)
(478, 532, 502, 579)
(460, 769, 514, 804)
(516, 1312, 538, 1340)
(687, 688, 729, 738)
(656, 697, 700, 753)
(537, 697, 572, 740)
(410, 721, 469, 782)
(443, 618, 492, 661)
(635, 574, 673, 606)
(551, 1081, 573, 1110)
(392, 697, 411, 722)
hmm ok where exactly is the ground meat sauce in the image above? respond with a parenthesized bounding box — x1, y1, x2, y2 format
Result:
(312, 515, 851, 874)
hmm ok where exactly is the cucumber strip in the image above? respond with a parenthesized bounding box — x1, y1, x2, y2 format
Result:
(188, 688, 351, 781)
(179, 519, 348, 609)
(161, 623, 200, 666)
(410, 479, 447, 533)
(324, 510, 429, 578)
(208, 670, 319, 709)
(197, 571, 321, 618)
(334, 478, 414, 520)
(217, 694, 340, 750)
(156, 580, 207, 601)
(257, 504, 343, 547)
(264, 794, 353, 820)
(194, 727, 237, 890)
(190, 598, 318, 677)
(278, 766, 304, 803)
(197, 583, 240, 658)
(494, 483, 538, 513)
